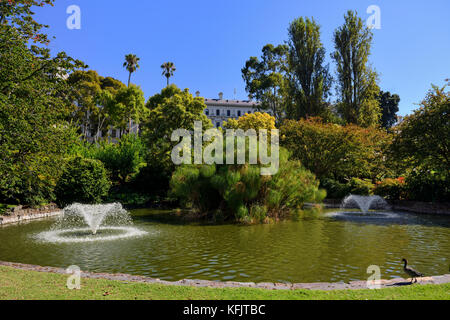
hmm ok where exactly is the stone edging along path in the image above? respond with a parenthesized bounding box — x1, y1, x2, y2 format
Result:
(0, 204, 62, 226)
(1, 261, 450, 291)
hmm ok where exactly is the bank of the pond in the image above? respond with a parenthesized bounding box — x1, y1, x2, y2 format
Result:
(1, 261, 450, 294)
(0, 204, 62, 226)
(0, 264, 449, 300)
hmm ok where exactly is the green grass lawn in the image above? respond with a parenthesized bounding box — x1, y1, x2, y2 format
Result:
(0, 266, 448, 300)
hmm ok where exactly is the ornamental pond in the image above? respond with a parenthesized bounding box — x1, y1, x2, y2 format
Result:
(0, 203, 449, 284)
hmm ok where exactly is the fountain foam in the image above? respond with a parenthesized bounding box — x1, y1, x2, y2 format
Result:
(36, 203, 147, 243)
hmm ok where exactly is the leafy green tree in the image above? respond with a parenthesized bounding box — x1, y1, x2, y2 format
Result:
(67, 70, 102, 137)
(54, 156, 111, 207)
(67, 71, 127, 140)
(161, 62, 176, 86)
(101, 76, 126, 93)
(392, 84, 449, 172)
(332, 10, 381, 127)
(391, 83, 449, 201)
(378, 90, 400, 129)
(113, 84, 148, 134)
(0, 0, 85, 206)
(287, 17, 332, 119)
(96, 76, 126, 137)
(242, 44, 289, 122)
(79, 134, 147, 185)
(0, 0, 54, 45)
(142, 85, 212, 186)
(123, 54, 140, 87)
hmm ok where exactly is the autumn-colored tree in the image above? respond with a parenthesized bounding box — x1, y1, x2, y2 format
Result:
(280, 118, 390, 181)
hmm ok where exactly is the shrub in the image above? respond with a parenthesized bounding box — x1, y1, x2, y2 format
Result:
(320, 179, 351, 199)
(55, 157, 111, 207)
(73, 134, 146, 185)
(249, 204, 268, 223)
(170, 148, 325, 223)
(374, 178, 406, 200)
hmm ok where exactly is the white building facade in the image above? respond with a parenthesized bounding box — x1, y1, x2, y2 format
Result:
(203, 93, 261, 128)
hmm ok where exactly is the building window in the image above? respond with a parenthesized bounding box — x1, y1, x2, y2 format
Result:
(111, 129, 117, 138)
(216, 122, 221, 128)
(227, 110, 231, 117)
(237, 111, 241, 117)
(205, 109, 209, 116)
(216, 109, 220, 116)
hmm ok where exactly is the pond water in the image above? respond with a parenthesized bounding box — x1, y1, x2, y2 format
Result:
(0, 209, 449, 284)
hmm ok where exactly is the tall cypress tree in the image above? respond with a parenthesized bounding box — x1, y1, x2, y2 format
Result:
(287, 17, 332, 119)
(332, 11, 381, 127)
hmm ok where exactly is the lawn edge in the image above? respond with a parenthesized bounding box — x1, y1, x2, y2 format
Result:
(1, 261, 450, 292)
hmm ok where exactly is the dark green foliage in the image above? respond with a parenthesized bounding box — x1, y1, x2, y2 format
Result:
(378, 91, 400, 129)
(78, 134, 146, 185)
(404, 169, 449, 203)
(55, 157, 111, 207)
(321, 178, 374, 198)
(241, 44, 289, 122)
(390, 83, 449, 202)
(0, 26, 84, 206)
(320, 179, 350, 199)
(105, 187, 153, 207)
(0, 0, 85, 207)
(0, 204, 16, 216)
(287, 17, 332, 119)
(332, 10, 381, 127)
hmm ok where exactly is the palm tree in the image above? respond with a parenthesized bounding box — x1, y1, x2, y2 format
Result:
(161, 62, 176, 86)
(123, 54, 140, 87)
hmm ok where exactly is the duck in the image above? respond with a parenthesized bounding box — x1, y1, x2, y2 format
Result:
(402, 259, 424, 283)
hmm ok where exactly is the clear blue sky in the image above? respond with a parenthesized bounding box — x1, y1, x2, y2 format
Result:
(35, 0, 449, 116)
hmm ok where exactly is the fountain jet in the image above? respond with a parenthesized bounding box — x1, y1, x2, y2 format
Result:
(341, 195, 389, 214)
(62, 203, 131, 235)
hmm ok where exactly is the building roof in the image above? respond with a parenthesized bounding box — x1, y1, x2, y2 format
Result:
(204, 98, 260, 108)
